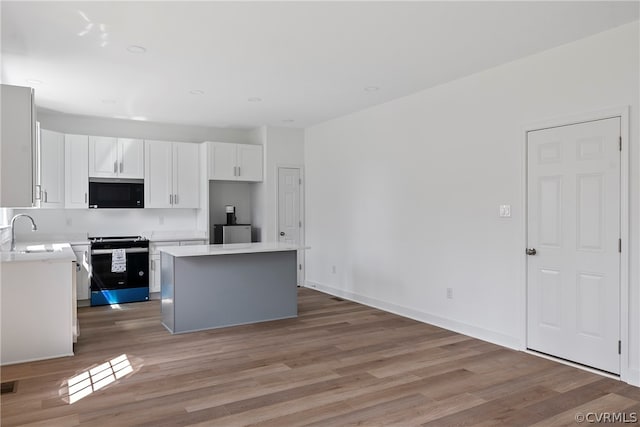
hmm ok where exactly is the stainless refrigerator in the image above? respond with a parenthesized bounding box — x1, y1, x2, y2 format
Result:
(212, 224, 252, 244)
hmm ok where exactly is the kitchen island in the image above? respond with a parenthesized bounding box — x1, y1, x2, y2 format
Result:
(160, 242, 307, 334)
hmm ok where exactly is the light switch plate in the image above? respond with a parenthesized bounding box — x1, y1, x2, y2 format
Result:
(499, 204, 511, 218)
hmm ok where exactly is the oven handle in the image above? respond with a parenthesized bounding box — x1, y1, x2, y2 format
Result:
(91, 248, 149, 255)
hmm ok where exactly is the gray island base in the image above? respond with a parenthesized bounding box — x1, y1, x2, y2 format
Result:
(160, 243, 306, 334)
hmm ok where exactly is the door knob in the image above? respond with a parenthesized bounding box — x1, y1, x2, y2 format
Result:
(526, 248, 537, 255)
(280, 232, 285, 236)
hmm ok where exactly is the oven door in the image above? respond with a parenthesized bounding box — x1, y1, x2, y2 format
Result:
(90, 248, 149, 305)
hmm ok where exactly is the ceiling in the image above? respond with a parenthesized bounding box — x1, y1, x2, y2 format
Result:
(2, 2, 638, 129)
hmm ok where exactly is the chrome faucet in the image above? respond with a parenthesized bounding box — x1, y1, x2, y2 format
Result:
(10, 214, 38, 252)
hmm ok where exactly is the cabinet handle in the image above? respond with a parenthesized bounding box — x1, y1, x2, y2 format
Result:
(119, 162, 123, 173)
(151, 259, 154, 271)
(85, 192, 88, 203)
(44, 190, 48, 203)
(170, 194, 173, 205)
(238, 166, 241, 176)
(113, 161, 117, 173)
(35, 184, 42, 201)
(174, 194, 178, 205)
(233, 166, 237, 176)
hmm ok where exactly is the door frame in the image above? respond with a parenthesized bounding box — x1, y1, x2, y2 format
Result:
(521, 106, 630, 382)
(276, 164, 305, 285)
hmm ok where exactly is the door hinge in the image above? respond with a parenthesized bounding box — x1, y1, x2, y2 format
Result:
(618, 340, 622, 354)
(299, 178, 302, 185)
(299, 221, 302, 228)
(619, 238, 622, 253)
(299, 264, 302, 270)
(619, 136, 622, 151)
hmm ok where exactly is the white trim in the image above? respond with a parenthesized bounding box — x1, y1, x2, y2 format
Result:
(306, 280, 522, 350)
(521, 106, 632, 384)
(276, 164, 305, 285)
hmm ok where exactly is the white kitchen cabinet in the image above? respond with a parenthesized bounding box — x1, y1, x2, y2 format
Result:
(40, 129, 65, 208)
(89, 136, 144, 179)
(145, 141, 200, 208)
(65, 134, 89, 209)
(208, 142, 263, 182)
(149, 240, 205, 292)
(71, 244, 90, 301)
(1, 84, 36, 207)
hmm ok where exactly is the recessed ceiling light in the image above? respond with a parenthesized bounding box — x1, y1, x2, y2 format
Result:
(247, 97, 262, 102)
(101, 99, 116, 104)
(127, 45, 147, 54)
(282, 119, 294, 123)
(364, 86, 380, 92)
(189, 90, 204, 95)
(26, 79, 43, 85)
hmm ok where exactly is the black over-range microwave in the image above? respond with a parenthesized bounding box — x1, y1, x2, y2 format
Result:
(89, 179, 144, 209)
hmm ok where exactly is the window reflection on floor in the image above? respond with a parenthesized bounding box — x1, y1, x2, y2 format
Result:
(65, 354, 133, 404)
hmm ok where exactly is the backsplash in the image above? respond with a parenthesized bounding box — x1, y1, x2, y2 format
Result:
(10, 208, 201, 240)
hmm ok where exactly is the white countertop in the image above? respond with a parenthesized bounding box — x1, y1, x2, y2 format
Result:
(159, 242, 309, 257)
(143, 231, 208, 242)
(1, 243, 77, 263)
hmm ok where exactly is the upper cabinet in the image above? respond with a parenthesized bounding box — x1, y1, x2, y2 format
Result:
(89, 136, 144, 179)
(208, 142, 262, 182)
(65, 134, 89, 209)
(39, 129, 65, 208)
(1, 85, 36, 207)
(145, 141, 199, 208)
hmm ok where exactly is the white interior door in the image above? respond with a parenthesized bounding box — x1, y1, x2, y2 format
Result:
(278, 167, 302, 283)
(527, 117, 621, 374)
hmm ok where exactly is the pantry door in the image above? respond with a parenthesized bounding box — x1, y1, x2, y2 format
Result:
(526, 117, 621, 374)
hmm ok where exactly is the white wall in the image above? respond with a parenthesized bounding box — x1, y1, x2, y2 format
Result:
(305, 22, 639, 381)
(209, 182, 252, 225)
(250, 126, 305, 242)
(37, 109, 253, 143)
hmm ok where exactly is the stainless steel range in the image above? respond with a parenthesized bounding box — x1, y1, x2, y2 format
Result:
(89, 236, 149, 306)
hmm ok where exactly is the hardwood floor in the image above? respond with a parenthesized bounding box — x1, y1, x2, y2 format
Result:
(2, 288, 639, 426)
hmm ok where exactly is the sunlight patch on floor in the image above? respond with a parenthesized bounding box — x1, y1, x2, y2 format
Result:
(65, 354, 134, 404)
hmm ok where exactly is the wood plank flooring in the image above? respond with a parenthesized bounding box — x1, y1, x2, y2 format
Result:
(2, 288, 639, 426)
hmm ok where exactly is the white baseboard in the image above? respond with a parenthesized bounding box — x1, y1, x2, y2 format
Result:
(626, 368, 640, 387)
(304, 281, 521, 350)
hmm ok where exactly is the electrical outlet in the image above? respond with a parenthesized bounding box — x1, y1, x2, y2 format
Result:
(332, 265, 336, 274)
(499, 204, 512, 218)
(446, 288, 453, 299)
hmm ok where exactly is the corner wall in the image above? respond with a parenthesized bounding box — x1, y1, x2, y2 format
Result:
(304, 22, 639, 382)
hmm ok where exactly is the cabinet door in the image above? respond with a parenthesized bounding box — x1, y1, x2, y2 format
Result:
(173, 142, 200, 208)
(72, 247, 90, 300)
(237, 144, 263, 182)
(88, 136, 118, 178)
(208, 142, 237, 180)
(150, 255, 161, 293)
(40, 129, 65, 208)
(0, 85, 35, 208)
(118, 138, 144, 179)
(144, 140, 173, 208)
(65, 134, 89, 209)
